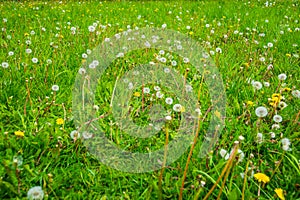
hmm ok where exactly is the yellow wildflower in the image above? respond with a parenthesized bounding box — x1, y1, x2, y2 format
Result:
(180, 106, 186, 112)
(254, 173, 270, 184)
(133, 92, 141, 97)
(286, 53, 291, 57)
(247, 101, 254, 106)
(56, 118, 64, 125)
(274, 188, 285, 200)
(14, 131, 24, 137)
(189, 31, 194, 35)
(282, 87, 291, 92)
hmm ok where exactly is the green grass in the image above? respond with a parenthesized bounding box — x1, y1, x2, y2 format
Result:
(0, 0, 299, 199)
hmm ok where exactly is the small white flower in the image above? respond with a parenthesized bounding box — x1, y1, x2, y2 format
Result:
(27, 186, 44, 200)
(259, 57, 265, 62)
(291, 90, 300, 98)
(273, 114, 282, 123)
(161, 23, 167, 29)
(278, 73, 287, 81)
(26, 49, 32, 54)
(159, 50, 165, 55)
(13, 155, 23, 167)
(32, 58, 38, 63)
(8, 51, 14, 56)
(238, 135, 245, 141)
(255, 106, 268, 117)
(51, 85, 59, 91)
(1, 62, 9, 68)
(46, 59, 52, 64)
(160, 57, 167, 63)
(216, 47, 222, 53)
(165, 97, 173, 105)
(173, 104, 182, 112)
(86, 49, 92, 55)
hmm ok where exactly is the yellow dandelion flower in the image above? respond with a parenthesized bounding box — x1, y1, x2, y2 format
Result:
(180, 106, 186, 112)
(247, 101, 254, 106)
(133, 92, 141, 97)
(282, 87, 291, 92)
(189, 31, 194, 35)
(274, 188, 285, 200)
(243, 63, 250, 67)
(24, 33, 29, 37)
(56, 118, 64, 125)
(14, 131, 24, 137)
(254, 173, 270, 184)
(286, 53, 291, 57)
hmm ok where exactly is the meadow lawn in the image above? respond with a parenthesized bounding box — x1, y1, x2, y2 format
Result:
(0, 0, 299, 199)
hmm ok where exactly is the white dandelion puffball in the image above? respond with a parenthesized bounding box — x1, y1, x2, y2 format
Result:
(273, 114, 282, 123)
(278, 73, 287, 81)
(32, 58, 38, 63)
(1, 62, 9, 68)
(156, 91, 164, 98)
(82, 131, 93, 139)
(51, 85, 59, 92)
(165, 116, 172, 121)
(70, 130, 80, 139)
(252, 81, 262, 90)
(257, 132, 263, 143)
(255, 106, 268, 117)
(165, 97, 173, 105)
(173, 104, 182, 112)
(292, 90, 300, 98)
(143, 87, 150, 94)
(219, 149, 228, 159)
(27, 186, 44, 200)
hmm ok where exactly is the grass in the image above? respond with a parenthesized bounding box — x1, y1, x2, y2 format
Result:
(0, 0, 299, 199)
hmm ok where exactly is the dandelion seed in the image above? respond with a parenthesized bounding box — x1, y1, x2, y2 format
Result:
(183, 57, 190, 63)
(171, 60, 177, 66)
(8, 51, 14, 56)
(159, 50, 165, 55)
(160, 57, 167, 63)
(156, 91, 164, 98)
(273, 114, 282, 123)
(259, 57, 265, 62)
(263, 82, 270, 87)
(27, 186, 44, 200)
(52, 85, 59, 91)
(255, 106, 268, 117)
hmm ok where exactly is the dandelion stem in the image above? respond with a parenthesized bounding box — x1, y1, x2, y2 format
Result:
(203, 144, 239, 200)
